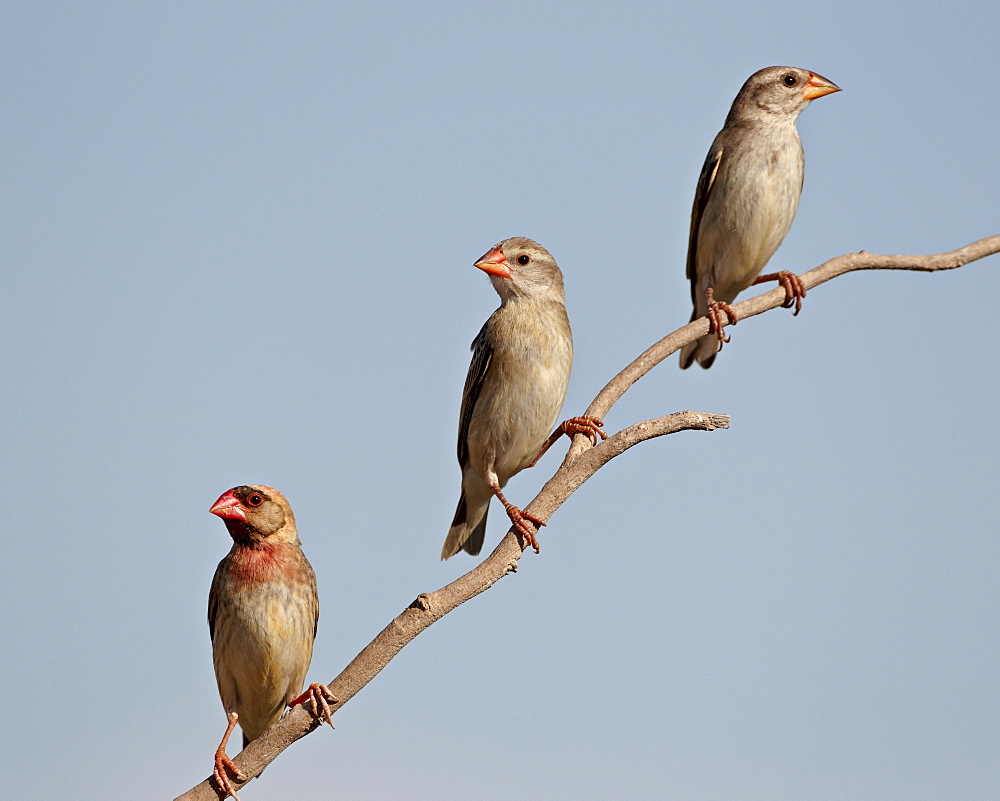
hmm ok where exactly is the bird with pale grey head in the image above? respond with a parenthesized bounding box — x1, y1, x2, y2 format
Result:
(680, 65, 841, 369)
(443, 237, 605, 559)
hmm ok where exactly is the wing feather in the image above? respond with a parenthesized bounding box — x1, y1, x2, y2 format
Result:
(686, 143, 724, 304)
(456, 321, 493, 467)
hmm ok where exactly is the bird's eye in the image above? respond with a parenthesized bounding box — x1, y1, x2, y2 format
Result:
(247, 494, 264, 507)
(783, 74, 797, 87)
(516, 254, 531, 266)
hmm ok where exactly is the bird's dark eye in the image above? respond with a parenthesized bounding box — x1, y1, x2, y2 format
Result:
(247, 494, 264, 507)
(783, 74, 797, 87)
(516, 254, 530, 266)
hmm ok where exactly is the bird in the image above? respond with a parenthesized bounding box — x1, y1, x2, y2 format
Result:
(679, 65, 841, 369)
(442, 236, 605, 560)
(207, 485, 337, 800)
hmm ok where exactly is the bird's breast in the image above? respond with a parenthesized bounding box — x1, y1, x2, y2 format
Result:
(222, 542, 305, 586)
(698, 130, 804, 297)
(211, 546, 319, 735)
(469, 303, 573, 480)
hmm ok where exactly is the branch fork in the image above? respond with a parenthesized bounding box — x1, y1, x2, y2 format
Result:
(176, 235, 999, 800)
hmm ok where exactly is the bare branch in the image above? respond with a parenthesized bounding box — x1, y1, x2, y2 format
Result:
(175, 410, 728, 800)
(565, 235, 1000, 462)
(175, 235, 998, 800)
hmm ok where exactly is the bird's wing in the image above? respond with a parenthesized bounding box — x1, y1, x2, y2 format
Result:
(207, 565, 222, 640)
(686, 141, 724, 304)
(457, 320, 492, 467)
(309, 566, 320, 640)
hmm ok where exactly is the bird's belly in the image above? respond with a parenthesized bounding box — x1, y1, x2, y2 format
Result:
(213, 583, 314, 739)
(701, 161, 801, 300)
(469, 349, 571, 484)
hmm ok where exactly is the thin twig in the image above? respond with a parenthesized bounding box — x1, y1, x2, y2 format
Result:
(565, 235, 1000, 461)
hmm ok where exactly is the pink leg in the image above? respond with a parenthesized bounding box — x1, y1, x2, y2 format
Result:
(288, 682, 339, 729)
(213, 712, 245, 800)
(491, 484, 545, 554)
(753, 270, 807, 315)
(528, 416, 607, 468)
(705, 286, 738, 346)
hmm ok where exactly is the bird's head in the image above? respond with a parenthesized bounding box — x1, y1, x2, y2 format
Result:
(733, 66, 841, 121)
(210, 485, 298, 546)
(474, 237, 565, 304)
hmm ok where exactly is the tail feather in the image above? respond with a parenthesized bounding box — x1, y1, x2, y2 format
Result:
(679, 334, 718, 369)
(679, 309, 719, 369)
(441, 494, 489, 559)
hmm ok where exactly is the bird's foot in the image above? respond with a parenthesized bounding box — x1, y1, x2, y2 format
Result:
(705, 287, 737, 344)
(528, 416, 608, 467)
(213, 712, 245, 800)
(754, 270, 806, 315)
(508, 506, 545, 554)
(289, 682, 339, 729)
(559, 416, 608, 446)
(491, 485, 545, 553)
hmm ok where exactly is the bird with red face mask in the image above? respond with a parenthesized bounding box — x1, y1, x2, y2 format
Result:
(207, 484, 336, 799)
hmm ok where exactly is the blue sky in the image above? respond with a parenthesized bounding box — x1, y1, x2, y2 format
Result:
(3, 2, 998, 799)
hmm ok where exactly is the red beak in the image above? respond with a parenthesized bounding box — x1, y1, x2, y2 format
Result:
(475, 246, 512, 279)
(210, 489, 246, 521)
(802, 72, 841, 100)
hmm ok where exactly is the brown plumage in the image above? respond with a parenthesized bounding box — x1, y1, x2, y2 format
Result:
(207, 484, 336, 799)
(679, 66, 841, 369)
(442, 237, 604, 559)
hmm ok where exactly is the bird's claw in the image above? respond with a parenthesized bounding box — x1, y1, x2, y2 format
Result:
(527, 415, 608, 468)
(490, 484, 545, 553)
(754, 270, 806, 315)
(213, 754, 244, 801)
(511, 506, 545, 554)
(561, 416, 608, 446)
(705, 287, 737, 346)
(212, 712, 245, 800)
(290, 682, 339, 729)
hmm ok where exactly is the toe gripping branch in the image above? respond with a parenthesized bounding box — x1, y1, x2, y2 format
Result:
(289, 683, 339, 729)
(490, 484, 546, 554)
(213, 713, 245, 800)
(211, 686, 340, 800)
(529, 416, 608, 469)
(705, 286, 738, 346)
(753, 270, 806, 315)
(499, 416, 607, 554)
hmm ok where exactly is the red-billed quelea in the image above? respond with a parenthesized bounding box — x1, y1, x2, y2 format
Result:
(679, 66, 841, 369)
(442, 237, 605, 560)
(208, 485, 336, 800)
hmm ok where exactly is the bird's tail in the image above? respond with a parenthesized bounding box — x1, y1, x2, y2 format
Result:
(679, 310, 719, 370)
(441, 494, 489, 560)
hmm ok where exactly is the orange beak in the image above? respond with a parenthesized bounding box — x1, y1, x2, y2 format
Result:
(803, 72, 841, 100)
(474, 246, 511, 279)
